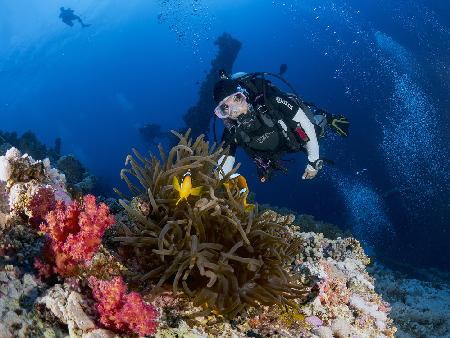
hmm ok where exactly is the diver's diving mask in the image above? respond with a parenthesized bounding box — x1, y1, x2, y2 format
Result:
(214, 92, 248, 120)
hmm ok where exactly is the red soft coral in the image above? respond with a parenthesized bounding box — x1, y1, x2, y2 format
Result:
(28, 185, 56, 228)
(88, 276, 159, 336)
(37, 194, 114, 277)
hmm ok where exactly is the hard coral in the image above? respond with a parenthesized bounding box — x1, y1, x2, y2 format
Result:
(36, 195, 115, 278)
(0, 147, 46, 186)
(0, 147, 71, 225)
(88, 275, 159, 336)
(114, 130, 307, 318)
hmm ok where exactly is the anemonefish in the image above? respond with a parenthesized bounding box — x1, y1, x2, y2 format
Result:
(223, 173, 255, 212)
(173, 170, 203, 205)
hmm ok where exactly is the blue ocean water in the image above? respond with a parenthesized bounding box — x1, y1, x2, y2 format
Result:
(0, 0, 448, 271)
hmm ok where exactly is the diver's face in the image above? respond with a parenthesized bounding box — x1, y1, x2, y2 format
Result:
(214, 92, 249, 120)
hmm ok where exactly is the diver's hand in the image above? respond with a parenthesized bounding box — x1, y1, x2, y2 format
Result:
(302, 164, 318, 180)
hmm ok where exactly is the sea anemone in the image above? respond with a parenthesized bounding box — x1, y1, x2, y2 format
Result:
(114, 130, 307, 318)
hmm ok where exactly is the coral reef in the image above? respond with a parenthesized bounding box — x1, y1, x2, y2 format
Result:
(114, 130, 307, 318)
(295, 231, 396, 337)
(0, 265, 68, 337)
(133, 214, 398, 338)
(260, 205, 350, 239)
(0, 222, 42, 269)
(0, 140, 406, 338)
(36, 281, 120, 337)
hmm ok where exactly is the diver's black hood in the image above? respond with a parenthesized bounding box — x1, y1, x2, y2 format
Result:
(213, 79, 245, 103)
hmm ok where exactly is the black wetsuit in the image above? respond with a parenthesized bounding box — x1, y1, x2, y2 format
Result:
(222, 78, 315, 162)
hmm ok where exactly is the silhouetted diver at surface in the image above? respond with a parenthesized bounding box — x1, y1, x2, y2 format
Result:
(59, 7, 91, 28)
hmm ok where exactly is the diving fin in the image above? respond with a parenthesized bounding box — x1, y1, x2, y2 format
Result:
(329, 114, 350, 137)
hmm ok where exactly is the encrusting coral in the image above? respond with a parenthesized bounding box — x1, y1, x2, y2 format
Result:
(114, 129, 308, 318)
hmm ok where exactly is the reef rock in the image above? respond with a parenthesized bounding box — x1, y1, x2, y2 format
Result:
(57, 155, 97, 197)
(0, 130, 61, 163)
(0, 265, 66, 338)
(295, 231, 395, 337)
(370, 263, 450, 338)
(37, 283, 121, 338)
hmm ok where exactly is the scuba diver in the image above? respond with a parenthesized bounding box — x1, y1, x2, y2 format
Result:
(59, 7, 91, 28)
(138, 123, 171, 146)
(214, 71, 350, 182)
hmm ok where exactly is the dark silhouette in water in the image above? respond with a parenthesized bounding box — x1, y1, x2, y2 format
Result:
(181, 33, 242, 140)
(138, 123, 171, 146)
(59, 7, 91, 28)
(279, 63, 288, 75)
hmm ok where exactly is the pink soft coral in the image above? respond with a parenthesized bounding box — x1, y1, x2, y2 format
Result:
(88, 276, 159, 336)
(35, 194, 114, 277)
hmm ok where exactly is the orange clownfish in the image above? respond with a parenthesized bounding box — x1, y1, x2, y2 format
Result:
(223, 174, 255, 212)
(173, 170, 203, 205)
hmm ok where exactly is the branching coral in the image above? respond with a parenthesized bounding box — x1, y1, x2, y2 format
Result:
(88, 275, 159, 336)
(35, 194, 115, 278)
(114, 130, 307, 318)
